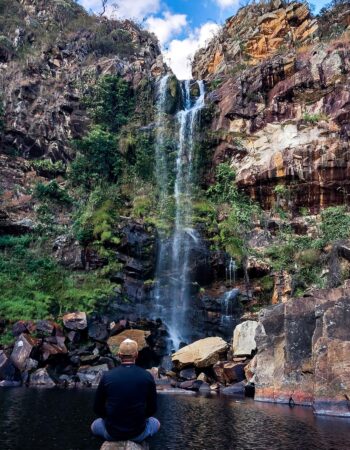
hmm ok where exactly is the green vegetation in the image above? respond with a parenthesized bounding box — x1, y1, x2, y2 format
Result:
(70, 126, 120, 188)
(0, 235, 116, 321)
(320, 206, 350, 244)
(302, 112, 328, 123)
(84, 75, 135, 133)
(207, 163, 261, 263)
(32, 159, 66, 178)
(34, 180, 72, 205)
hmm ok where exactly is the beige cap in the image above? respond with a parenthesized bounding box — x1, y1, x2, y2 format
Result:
(119, 338, 138, 356)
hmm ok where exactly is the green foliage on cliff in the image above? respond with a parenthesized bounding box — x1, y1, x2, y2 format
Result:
(73, 185, 121, 247)
(0, 235, 116, 321)
(206, 163, 261, 262)
(320, 206, 350, 244)
(70, 126, 120, 188)
(34, 180, 72, 205)
(84, 75, 135, 133)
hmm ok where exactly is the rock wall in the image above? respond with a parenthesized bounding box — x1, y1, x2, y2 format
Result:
(194, 1, 350, 211)
(253, 286, 350, 416)
(0, 0, 166, 231)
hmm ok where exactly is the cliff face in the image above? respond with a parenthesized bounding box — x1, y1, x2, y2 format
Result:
(193, 1, 350, 211)
(0, 0, 166, 231)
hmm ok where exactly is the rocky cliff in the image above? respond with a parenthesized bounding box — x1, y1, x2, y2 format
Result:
(193, 0, 350, 211)
(0, 0, 165, 231)
(191, 0, 350, 416)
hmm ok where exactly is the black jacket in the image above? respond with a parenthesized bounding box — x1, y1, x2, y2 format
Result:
(94, 364, 157, 440)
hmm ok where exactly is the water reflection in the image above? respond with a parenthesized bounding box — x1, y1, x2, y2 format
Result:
(0, 389, 350, 450)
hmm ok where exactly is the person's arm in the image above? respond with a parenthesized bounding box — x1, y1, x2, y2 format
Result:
(94, 374, 107, 418)
(145, 378, 157, 417)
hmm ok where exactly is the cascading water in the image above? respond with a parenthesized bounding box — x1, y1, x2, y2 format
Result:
(169, 80, 205, 349)
(153, 76, 205, 350)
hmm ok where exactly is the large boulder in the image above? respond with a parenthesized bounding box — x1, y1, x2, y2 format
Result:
(101, 442, 149, 450)
(254, 286, 350, 417)
(107, 330, 150, 355)
(172, 337, 228, 370)
(232, 321, 258, 356)
(10, 333, 38, 371)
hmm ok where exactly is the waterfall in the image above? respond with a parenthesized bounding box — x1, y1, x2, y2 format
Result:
(154, 74, 170, 208)
(153, 77, 205, 350)
(220, 288, 240, 324)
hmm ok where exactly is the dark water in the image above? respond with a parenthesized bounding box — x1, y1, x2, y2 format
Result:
(1, 388, 350, 450)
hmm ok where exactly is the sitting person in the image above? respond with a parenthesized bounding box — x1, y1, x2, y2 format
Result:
(91, 338, 160, 443)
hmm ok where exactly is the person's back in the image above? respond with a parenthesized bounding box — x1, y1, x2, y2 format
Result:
(91, 339, 160, 443)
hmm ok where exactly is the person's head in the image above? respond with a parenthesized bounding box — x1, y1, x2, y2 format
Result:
(118, 338, 138, 364)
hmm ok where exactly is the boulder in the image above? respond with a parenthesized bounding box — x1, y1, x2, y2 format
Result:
(77, 364, 109, 386)
(10, 333, 38, 371)
(232, 321, 258, 356)
(213, 361, 246, 384)
(179, 368, 196, 380)
(101, 441, 149, 450)
(172, 337, 228, 370)
(88, 320, 108, 342)
(63, 312, 87, 331)
(0, 351, 21, 384)
(107, 330, 150, 355)
(29, 368, 56, 387)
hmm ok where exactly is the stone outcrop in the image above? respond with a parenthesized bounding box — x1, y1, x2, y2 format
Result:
(232, 320, 258, 356)
(193, 1, 318, 80)
(172, 337, 229, 369)
(254, 286, 350, 416)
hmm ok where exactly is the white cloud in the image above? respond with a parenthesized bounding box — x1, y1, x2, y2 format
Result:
(164, 22, 220, 80)
(215, 0, 239, 7)
(145, 12, 187, 46)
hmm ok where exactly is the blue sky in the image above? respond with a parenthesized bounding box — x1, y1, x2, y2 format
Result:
(78, 0, 331, 79)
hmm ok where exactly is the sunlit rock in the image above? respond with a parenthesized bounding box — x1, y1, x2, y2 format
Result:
(232, 321, 258, 357)
(172, 337, 228, 370)
(107, 330, 150, 355)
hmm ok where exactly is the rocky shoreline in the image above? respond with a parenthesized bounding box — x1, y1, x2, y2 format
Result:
(1, 284, 350, 418)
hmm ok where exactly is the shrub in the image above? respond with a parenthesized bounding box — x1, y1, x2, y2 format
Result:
(32, 159, 66, 178)
(302, 112, 328, 123)
(34, 181, 72, 204)
(73, 185, 121, 247)
(320, 206, 350, 244)
(207, 163, 237, 203)
(70, 126, 120, 188)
